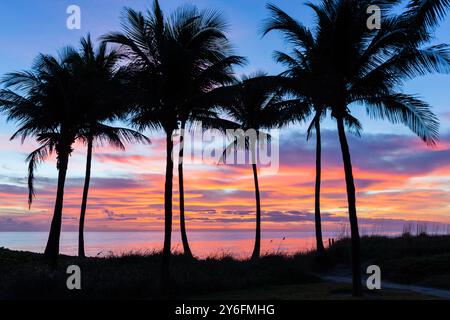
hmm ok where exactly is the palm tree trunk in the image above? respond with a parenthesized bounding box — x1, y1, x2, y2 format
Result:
(336, 116, 362, 297)
(251, 163, 261, 260)
(44, 149, 69, 268)
(78, 136, 93, 258)
(162, 130, 174, 293)
(178, 121, 193, 258)
(314, 118, 325, 255)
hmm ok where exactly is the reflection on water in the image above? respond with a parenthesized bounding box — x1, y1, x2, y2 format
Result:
(0, 231, 333, 258)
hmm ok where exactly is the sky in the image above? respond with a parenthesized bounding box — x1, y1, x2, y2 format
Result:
(0, 0, 449, 233)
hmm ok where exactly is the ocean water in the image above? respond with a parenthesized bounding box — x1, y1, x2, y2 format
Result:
(0, 231, 333, 258)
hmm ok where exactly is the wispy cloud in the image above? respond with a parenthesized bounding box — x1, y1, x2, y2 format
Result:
(0, 129, 449, 232)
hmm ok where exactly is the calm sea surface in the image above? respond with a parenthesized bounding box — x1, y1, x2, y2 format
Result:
(0, 231, 337, 258)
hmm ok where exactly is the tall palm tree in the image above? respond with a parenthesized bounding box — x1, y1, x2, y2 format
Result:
(264, 0, 450, 295)
(102, 0, 244, 287)
(68, 36, 150, 258)
(0, 51, 84, 266)
(216, 73, 309, 259)
(308, 109, 327, 255)
(262, 7, 362, 257)
(177, 98, 250, 259)
(177, 110, 227, 258)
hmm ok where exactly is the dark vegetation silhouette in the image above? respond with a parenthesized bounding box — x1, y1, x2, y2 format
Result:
(0, 51, 88, 267)
(263, 0, 450, 295)
(0, 0, 449, 297)
(261, 13, 365, 258)
(3, 233, 450, 299)
(0, 37, 150, 265)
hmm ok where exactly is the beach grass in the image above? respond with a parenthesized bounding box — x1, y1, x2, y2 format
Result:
(1, 234, 450, 299)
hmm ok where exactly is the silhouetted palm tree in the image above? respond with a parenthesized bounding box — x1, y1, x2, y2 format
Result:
(216, 73, 309, 259)
(0, 51, 84, 266)
(102, 0, 244, 288)
(68, 36, 150, 258)
(177, 109, 233, 258)
(308, 109, 327, 255)
(264, 0, 450, 295)
(262, 6, 362, 257)
(174, 21, 244, 259)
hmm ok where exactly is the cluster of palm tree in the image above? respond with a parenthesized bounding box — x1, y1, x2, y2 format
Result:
(1, 0, 449, 296)
(0, 35, 151, 263)
(262, 0, 449, 295)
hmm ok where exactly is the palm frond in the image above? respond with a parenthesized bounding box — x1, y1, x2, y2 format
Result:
(25, 143, 53, 208)
(363, 93, 439, 145)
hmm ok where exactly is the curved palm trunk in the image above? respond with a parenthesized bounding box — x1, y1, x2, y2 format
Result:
(314, 118, 325, 255)
(251, 163, 261, 260)
(78, 137, 93, 258)
(44, 150, 70, 268)
(162, 130, 174, 293)
(336, 116, 362, 297)
(178, 121, 193, 258)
